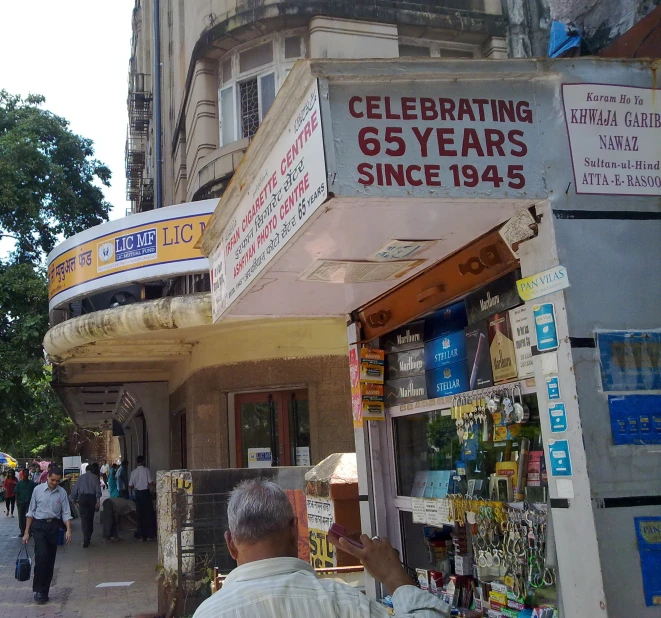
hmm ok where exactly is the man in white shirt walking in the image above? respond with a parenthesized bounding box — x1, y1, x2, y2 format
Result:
(128, 455, 155, 541)
(193, 478, 449, 618)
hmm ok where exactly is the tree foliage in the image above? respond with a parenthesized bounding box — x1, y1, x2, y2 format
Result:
(0, 90, 111, 261)
(0, 91, 111, 458)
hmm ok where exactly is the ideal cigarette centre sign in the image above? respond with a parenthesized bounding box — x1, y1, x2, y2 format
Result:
(211, 81, 327, 321)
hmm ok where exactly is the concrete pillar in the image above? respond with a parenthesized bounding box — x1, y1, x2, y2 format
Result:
(126, 382, 171, 474)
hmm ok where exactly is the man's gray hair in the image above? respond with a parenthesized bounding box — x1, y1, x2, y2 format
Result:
(227, 478, 295, 544)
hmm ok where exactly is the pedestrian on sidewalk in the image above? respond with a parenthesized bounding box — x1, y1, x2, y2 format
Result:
(128, 456, 156, 542)
(39, 463, 53, 484)
(100, 461, 109, 489)
(108, 463, 120, 498)
(3, 469, 18, 517)
(101, 497, 137, 542)
(16, 468, 36, 537)
(117, 459, 129, 499)
(23, 466, 72, 605)
(70, 462, 102, 548)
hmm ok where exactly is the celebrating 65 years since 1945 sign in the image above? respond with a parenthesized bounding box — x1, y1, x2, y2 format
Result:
(563, 84, 661, 195)
(211, 81, 327, 322)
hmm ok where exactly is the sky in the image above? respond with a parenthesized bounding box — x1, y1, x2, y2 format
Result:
(0, 1, 134, 225)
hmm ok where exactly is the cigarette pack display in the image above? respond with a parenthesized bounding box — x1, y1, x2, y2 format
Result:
(424, 301, 468, 341)
(382, 320, 424, 353)
(360, 347, 384, 365)
(425, 362, 469, 398)
(487, 312, 518, 384)
(360, 361, 384, 384)
(386, 347, 425, 380)
(465, 321, 494, 390)
(424, 330, 467, 370)
(465, 269, 521, 325)
(385, 375, 428, 406)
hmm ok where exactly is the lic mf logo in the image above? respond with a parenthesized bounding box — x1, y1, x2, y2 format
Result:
(97, 241, 115, 270)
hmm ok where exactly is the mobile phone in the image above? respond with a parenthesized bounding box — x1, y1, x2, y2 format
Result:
(328, 523, 363, 548)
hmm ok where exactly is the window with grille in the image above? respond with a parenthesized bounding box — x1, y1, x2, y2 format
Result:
(239, 78, 260, 138)
(218, 33, 305, 146)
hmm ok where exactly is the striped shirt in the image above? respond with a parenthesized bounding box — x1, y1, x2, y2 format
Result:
(192, 557, 449, 618)
(26, 483, 73, 522)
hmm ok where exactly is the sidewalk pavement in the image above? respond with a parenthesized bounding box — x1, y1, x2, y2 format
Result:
(0, 492, 159, 618)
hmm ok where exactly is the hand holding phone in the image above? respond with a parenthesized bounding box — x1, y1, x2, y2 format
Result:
(328, 523, 363, 548)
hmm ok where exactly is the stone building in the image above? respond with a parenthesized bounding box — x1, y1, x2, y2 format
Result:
(45, 0, 660, 475)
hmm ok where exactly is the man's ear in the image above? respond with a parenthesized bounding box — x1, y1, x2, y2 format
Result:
(225, 530, 239, 561)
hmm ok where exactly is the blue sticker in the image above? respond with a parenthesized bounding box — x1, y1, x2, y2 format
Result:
(546, 376, 560, 400)
(548, 439, 573, 476)
(548, 402, 568, 433)
(533, 303, 559, 352)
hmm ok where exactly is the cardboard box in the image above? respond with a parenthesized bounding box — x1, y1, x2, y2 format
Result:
(386, 347, 425, 380)
(425, 361, 469, 398)
(465, 269, 522, 325)
(382, 320, 424, 353)
(424, 330, 467, 370)
(465, 321, 494, 390)
(487, 312, 518, 384)
(424, 301, 468, 341)
(385, 375, 428, 406)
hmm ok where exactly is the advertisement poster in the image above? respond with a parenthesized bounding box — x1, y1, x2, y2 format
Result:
(247, 448, 272, 468)
(306, 496, 336, 568)
(597, 330, 661, 391)
(635, 516, 661, 607)
(563, 84, 661, 196)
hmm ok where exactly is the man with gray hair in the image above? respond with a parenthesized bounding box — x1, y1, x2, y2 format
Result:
(193, 478, 449, 617)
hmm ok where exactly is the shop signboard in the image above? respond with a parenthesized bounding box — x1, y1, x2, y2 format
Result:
(329, 81, 546, 199)
(516, 266, 569, 302)
(562, 84, 661, 196)
(634, 516, 661, 607)
(596, 330, 661, 392)
(210, 80, 327, 320)
(46, 200, 214, 311)
(465, 270, 521, 325)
